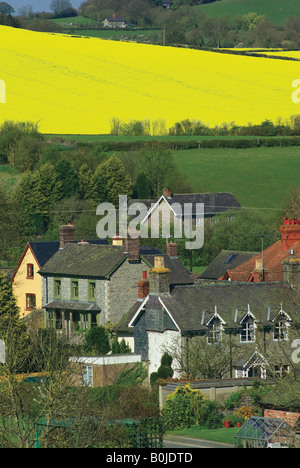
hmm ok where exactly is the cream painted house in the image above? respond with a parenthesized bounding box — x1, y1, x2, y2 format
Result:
(11, 224, 108, 319)
(11, 241, 60, 318)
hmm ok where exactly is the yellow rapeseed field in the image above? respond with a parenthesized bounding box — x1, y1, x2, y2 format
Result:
(0, 25, 299, 134)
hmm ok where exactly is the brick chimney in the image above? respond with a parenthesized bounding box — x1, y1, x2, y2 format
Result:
(137, 271, 150, 300)
(59, 223, 75, 249)
(149, 256, 170, 294)
(124, 229, 140, 261)
(280, 218, 300, 251)
(163, 187, 172, 199)
(166, 242, 178, 258)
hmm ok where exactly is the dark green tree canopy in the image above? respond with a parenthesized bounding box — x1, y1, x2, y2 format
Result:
(0, 2, 14, 15)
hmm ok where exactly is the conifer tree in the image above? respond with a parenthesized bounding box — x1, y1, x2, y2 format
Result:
(94, 155, 132, 206)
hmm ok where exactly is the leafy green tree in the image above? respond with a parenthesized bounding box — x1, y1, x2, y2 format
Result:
(84, 326, 111, 355)
(0, 272, 30, 373)
(8, 133, 44, 172)
(133, 172, 152, 199)
(140, 146, 176, 196)
(0, 2, 14, 14)
(94, 155, 132, 206)
(14, 163, 62, 231)
(77, 163, 98, 203)
(0, 120, 42, 164)
(55, 158, 78, 198)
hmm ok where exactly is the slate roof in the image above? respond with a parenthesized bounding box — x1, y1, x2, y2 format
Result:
(199, 250, 259, 280)
(129, 192, 241, 218)
(161, 282, 293, 332)
(39, 244, 127, 278)
(39, 242, 194, 285)
(11, 239, 109, 282)
(116, 281, 296, 335)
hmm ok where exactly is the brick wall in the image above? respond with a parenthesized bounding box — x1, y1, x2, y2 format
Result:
(264, 408, 300, 427)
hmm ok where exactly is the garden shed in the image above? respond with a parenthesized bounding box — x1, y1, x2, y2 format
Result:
(234, 416, 295, 448)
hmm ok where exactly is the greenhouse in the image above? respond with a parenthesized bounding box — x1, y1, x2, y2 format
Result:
(234, 416, 295, 449)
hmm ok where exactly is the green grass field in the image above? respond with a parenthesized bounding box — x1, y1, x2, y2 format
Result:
(167, 426, 237, 445)
(51, 15, 98, 26)
(172, 145, 300, 210)
(194, 0, 300, 25)
(73, 29, 161, 39)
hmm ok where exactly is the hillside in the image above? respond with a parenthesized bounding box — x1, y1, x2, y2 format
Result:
(0, 25, 299, 134)
(196, 0, 300, 25)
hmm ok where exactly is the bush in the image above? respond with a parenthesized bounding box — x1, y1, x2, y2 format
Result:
(162, 384, 205, 430)
(83, 326, 110, 355)
(235, 406, 255, 421)
(150, 352, 173, 387)
(195, 400, 224, 429)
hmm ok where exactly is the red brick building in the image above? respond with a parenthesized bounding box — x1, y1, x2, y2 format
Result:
(220, 218, 300, 282)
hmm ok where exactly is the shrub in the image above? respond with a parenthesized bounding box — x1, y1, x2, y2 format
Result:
(83, 326, 110, 355)
(195, 400, 224, 429)
(150, 352, 173, 387)
(162, 384, 205, 430)
(235, 406, 255, 421)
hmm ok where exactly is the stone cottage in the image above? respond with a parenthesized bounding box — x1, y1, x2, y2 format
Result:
(38, 224, 194, 339)
(115, 257, 299, 379)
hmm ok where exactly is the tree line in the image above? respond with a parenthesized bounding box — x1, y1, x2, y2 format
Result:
(2, 0, 300, 49)
(0, 121, 191, 265)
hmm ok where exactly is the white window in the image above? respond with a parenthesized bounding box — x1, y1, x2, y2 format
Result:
(240, 317, 255, 343)
(83, 366, 93, 387)
(273, 312, 290, 341)
(207, 318, 222, 344)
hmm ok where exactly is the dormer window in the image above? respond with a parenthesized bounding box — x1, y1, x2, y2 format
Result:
(207, 307, 226, 344)
(239, 305, 256, 343)
(273, 316, 288, 341)
(240, 316, 255, 343)
(207, 317, 222, 344)
(273, 307, 291, 341)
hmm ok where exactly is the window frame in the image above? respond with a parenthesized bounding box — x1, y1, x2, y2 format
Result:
(88, 280, 97, 302)
(71, 280, 79, 301)
(26, 293, 36, 311)
(26, 263, 34, 279)
(207, 317, 222, 344)
(240, 316, 256, 343)
(54, 278, 62, 299)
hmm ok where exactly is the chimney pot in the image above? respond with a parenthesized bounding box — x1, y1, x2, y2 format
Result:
(280, 217, 300, 250)
(112, 234, 123, 246)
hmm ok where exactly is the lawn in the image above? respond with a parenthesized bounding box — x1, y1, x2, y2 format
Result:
(167, 426, 237, 445)
(194, 0, 300, 25)
(172, 145, 300, 210)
